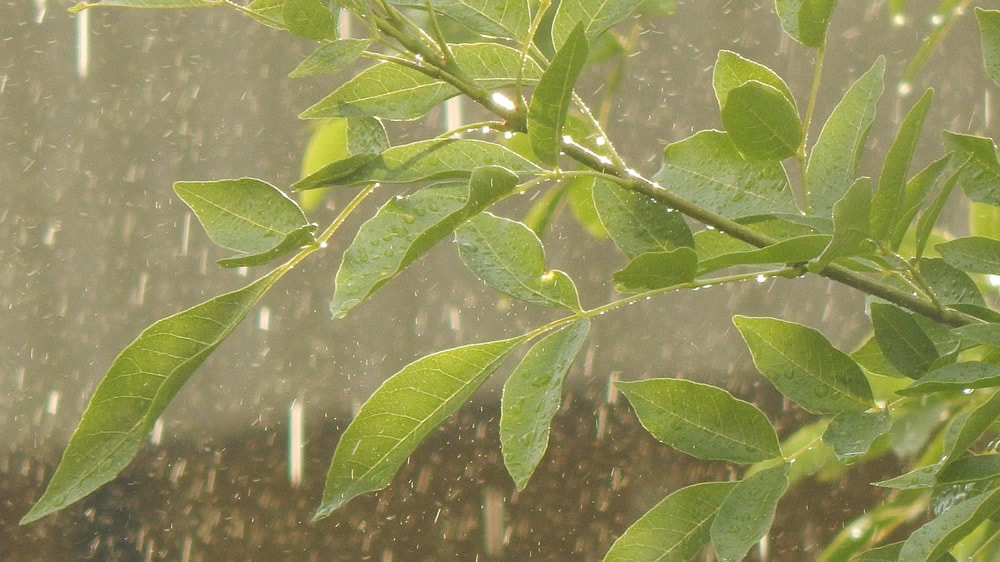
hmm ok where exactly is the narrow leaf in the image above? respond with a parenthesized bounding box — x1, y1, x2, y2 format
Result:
(314, 335, 528, 519)
(810, 177, 873, 272)
(713, 50, 796, 111)
(898, 488, 1000, 562)
(937, 454, 1000, 486)
(330, 166, 518, 318)
(613, 247, 698, 293)
(501, 319, 590, 490)
(940, 391, 1000, 465)
(698, 234, 830, 275)
(297, 117, 389, 210)
(942, 131, 1000, 206)
(710, 463, 791, 562)
(899, 362, 1000, 396)
(617, 378, 782, 463)
(528, 24, 589, 165)
(289, 39, 372, 78)
(890, 155, 951, 250)
(914, 166, 960, 259)
(603, 481, 738, 562)
(977, 8, 1000, 87)
(653, 130, 797, 219)
(592, 179, 694, 258)
(283, 0, 337, 40)
(551, 0, 643, 49)
(721, 80, 803, 161)
(822, 409, 891, 462)
(456, 213, 581, 310)
(216, 224, 317, 268)
(775, 0, 838, 47)
(936, 237, 1000, 275)
(70, 0, 212, 12)
(870, 302, 939, 378)
(733, 315, 874, 414)
(21, 269, 282, 524)
(806, 56, 885, 216)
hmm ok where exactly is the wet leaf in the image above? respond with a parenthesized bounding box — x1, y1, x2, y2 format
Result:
(890, 156, 951, 251)
(501, 319, 590, 490)
(721, 80, 802, 161)
(899, 488, 1000, 562)
(871, 89, 933, 243)
(592, 179, 693, 258)
(870, 302, 939, 379)
(733, 316, 874, 414)
(314, 335, 528, 519)
(936, 237, 1000, 275)
(937, 454, 1000, 486)
(612, 247, 698, 293)
(653, 130, 797, 219)
(874, 462, 941, 490)
(603, 481, 737, 562)
(242, 0, 286, 29)
(529, 24, 588, 165)
(713, 50, 795, 111)
(456, 212, 581, 310)
(914, 167, 960, 259)
(174, 178, 315, 267)
(806, 56, 885, 215)
(775, 0, 838, 47)
(216, 224, 317, 268)
(20, 269, 282, 524)
(617, 378, 782, 463)
(940, 392, 1000, 466)
(283, 0, 337, 40)
(952, 323, 1000, 349)
(330, 166, 518, 318)
(698, 234, 830, 274)
(69, 0, 211, 12)
(856, 542, 904, 562)
(977, 8, 1000, 87)
(710, 463, 790, 562)
(391, 0, 531, 38)
(942, 131, 1000, 206)
(551, 0, 643, 49)
(810, 177, 873, 272)
(297, 117, 389, 211)
(289, 39, 372, 78)
(822, 409, 891, 462)
(919, 258, 986, 307)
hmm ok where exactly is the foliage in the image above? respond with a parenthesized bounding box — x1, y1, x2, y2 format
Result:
(21, 0, 1000, 559)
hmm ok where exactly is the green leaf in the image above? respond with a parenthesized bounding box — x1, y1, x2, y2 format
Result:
(937, 454, 1000, 486)
(940, 392, 1000, 465)
(314, 335, 528, 519)
(241, 0, 286, 29)
(455, 213, 581, 310)
(20, 269, 282, 524)
(775, 0, 838, 47)
(870, 89, 934, 243)
(721, 81, 802, 161)
(617, 378, 782, 463)
(914, 166, 960, 259)
(294, 138, 538, 190)
(942, 131, 1000, 206)
(856, 542, 904, 562)
(953, 324, 1000, 349)
(919, 257, 986, 307)
(870, 302, 939, 379)
(216, 224, 317, 268)
(822, 409, 891, 462)
(69, 0, 212, 12)
(809, 177, 873, 272)
(899, 362, 1000, 396)
(936, 237, 1000, 275)
(710, 463, 791, 562)
(566, 177, 608, 238)
(653, 130, 797, 219)
(174, 178, 315, 267)
(500, 319, 590, 490)
(890, 156, 951, 251)
(977, 8, 1000, 87)
(528, 24, 588, 165)
(733, 316, 874, 414)
(390, 0, 531, 38)
(282, 0, 337, 40)
(297, 117, 389, 211)
(698, 234, 830, 274)
(612, 247, 698, 293)
(898, 488, 1000, 562)
(806, 56, 885, 216)
(603, 481, 738, 562)
(330, 166, 518, 318)
(289, 39, 372, 78)
(551, 0, 643, 49)
(300, 43, 542, 120)
(592, 179, 693, 258)
(713, 50, 795, 112)
(874, 462, 942, 490)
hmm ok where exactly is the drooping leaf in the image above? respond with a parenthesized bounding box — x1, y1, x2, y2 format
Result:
(617, 378, 782, 463)
(390, 0, 531, 39)
(216, 224, 317, 268)
(870, 89, 934, 243)
(294, 138, 538, 190)
(942, 131, 1000, 206)
(775, 0, 838, 47)
(698, 234, 830, 275)
(528, 24, 589, 165)
(289, 39, 372, 78)
(822, 409, 891, 462)
(612, 247, 698, 293)
(870, 302, 939, 379)
(550, 0, 644, 49)
(940, 392, 1000, 466)
(713, 50, 795, 111)
(283, 0, 337, 40)
(455, 212, 581, 310)
(653, 130, 797, 219)
(69, 0, 212, 12)
(890, 155, 951, 251)
(592, 179, 693, 258)
(710, 463, 791, 562)
(977, 8, 1000, 87)
(330, 166, 519, 318)
(936, 237, 1000, 275)
(20, 269, 283, 524)
(314, 335, 528, 519)
(806, 56, 885, 216)
(919, 257, 987, 307)
(809, 177, 873, 272)
(500, 319, 590, 490)
(898, 362, 1000, 396)
(721, 80, 802, 161)
(898, 488, 1000, 562)
(174, 178, 316, 267)
(603, 481, 738, 562)
(300, 43, 543, 120)
(733, 315, 874, 414)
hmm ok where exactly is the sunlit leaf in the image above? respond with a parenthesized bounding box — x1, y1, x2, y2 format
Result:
(456, 213, 581, 310)
(592, 179, 693, 258)
(899, 362, 1000, 396)
(390, 0, 531, 38)
(69, 0, 212, 12)
(501, 319, 590, 490)
(289, 39, 372, 78)
(806, 56, 885, 216)
(330, 166, 519, 318)
(810, 177, 873, 272)
(603, 481, 737, 562)
(283, 0, 337, 40)
(612, 247, 698, 293)
(977, 8, 1000, 87)
(775, 0, 838, 47)
(942, 131, 1000, 206)
(822, 409, 890, 462)
(216, 224, 317, 268)
(20, 269, 283, 524)
(936, 237, 1000, 275)
(914, 166, 960, 259)
(710, 463, 790, 562)
(314, 335, 528, 519)
(856, 542, 904, 561)
(551, 0, 643, 49)
(733, 316, 874, 414)
(890, 156, 951, 251)
(297, 117, 389, 211)
(241, 0, 286, 29)
(567, 177, 608, 238)
(713, 50, 795, 111)
(870, 303, 939, 379)
(721, 80, 802, 160)
(529, 24, 588, 165)
(899, 488, 1000, 561)
(698, 234, 829, 274)
(617, 378, 782, 463)
(653, 130, 797, 219)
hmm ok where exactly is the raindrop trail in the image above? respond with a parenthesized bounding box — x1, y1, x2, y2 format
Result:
(76, 10, 89, 79)
(288, 398, 303, 487)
